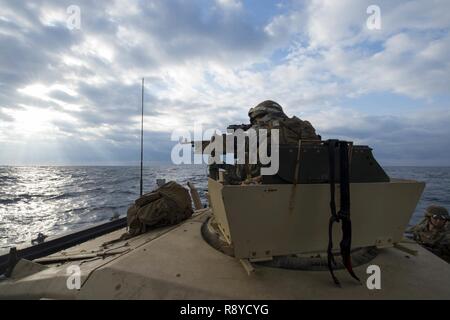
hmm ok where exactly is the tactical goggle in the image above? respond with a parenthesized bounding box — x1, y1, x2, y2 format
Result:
(431, 214, 449, 221)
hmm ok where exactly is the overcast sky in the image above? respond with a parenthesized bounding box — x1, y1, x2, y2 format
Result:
(0, 0, 449, 166)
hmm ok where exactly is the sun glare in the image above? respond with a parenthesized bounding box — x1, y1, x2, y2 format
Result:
(16, 108, 52, 135)
(7, 106, 60, 137)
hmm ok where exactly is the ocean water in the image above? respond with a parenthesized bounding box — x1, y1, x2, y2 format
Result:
(0, 165, 449, 249)
(0, 165, 208, 249)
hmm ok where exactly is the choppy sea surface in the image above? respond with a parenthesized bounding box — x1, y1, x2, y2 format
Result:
(0, 165, 449, 249)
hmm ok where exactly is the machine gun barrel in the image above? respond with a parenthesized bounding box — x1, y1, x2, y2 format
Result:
(183, 134, 240, 155)
(181, 123, 251, 154)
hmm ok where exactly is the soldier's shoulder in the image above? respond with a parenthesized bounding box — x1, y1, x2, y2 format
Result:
(441, 227, 450, 241)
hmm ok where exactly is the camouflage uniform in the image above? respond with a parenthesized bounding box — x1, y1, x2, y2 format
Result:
(408, 205, 450, 263)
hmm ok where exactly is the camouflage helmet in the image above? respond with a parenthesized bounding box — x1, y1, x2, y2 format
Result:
(248, 100, 287, 124)
(425, 205, 449, 219)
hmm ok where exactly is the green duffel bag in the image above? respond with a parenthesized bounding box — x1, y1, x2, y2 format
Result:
(126, 181, 193, 238)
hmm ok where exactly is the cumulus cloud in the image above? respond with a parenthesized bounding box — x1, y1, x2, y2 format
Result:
(0, 0, 449, 165)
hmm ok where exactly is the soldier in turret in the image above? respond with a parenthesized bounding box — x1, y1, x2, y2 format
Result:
(226, 100, 320, 183)
(408, 205, 450, 263)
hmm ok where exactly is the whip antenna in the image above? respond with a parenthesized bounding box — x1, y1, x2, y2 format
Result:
(140, 78, 144, 196)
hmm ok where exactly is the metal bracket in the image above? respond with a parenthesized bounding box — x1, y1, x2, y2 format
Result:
(239, 259, 255, 275)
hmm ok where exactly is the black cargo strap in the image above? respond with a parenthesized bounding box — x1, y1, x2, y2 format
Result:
(327, 140, 360, 286)
(327, 140, 339, 285)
